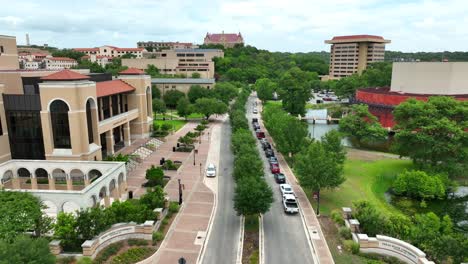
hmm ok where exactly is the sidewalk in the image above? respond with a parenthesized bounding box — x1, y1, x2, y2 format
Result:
(257, 100, 335, 264)
(135, 119, 223, 264)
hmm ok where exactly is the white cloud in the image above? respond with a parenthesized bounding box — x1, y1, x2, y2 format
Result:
(0, 0, 468, 52)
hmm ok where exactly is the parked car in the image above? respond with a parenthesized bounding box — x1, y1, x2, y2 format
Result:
(260, 138, 268, 144)
(279, 183, 294, 195)
(256, 131, 265, 139)
(253, 122, 261, 130)
(268, 156, 278, 165)
(253, 108, 258, 114)
(265, 148, 275, 158)
(262, 141, 271, 150)
(282, 194, 299, 214)
(205, 163, 216, 177)
(274, 173, 286, 184)
(252, 118, 258, 123)
(270, 162, 280, 173)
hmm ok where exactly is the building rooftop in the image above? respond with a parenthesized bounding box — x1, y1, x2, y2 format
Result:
(358, 86, 468, 100)
(119, 67, 145, 75)
(46, 57, 77, 62)
(41, 69, 90, 81)
(205, 32, 242, 42)
(96, 79, 136, 97)
(174, 48, 222, 52)
(151, 78, 215, 84)
(325, 35, 391, 44)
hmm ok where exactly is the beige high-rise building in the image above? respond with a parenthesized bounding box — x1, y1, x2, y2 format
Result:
(325, 35, 391, 79)
(0, 35, 20, 70)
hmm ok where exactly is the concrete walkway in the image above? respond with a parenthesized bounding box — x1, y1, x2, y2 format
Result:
(134, 118, 223, 264)
(257, 98, 335, 264)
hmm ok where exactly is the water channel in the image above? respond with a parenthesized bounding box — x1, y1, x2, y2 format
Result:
(305, 108, 350, 146)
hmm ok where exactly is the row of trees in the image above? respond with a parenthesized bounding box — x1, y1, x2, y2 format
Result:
(230, 89, 274, 217)
(352, 201, 468, 263)
(261, 103, 347, 214)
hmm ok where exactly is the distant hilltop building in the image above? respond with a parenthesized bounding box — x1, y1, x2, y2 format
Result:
(18, 52, 78, 70)
(137, 41, 196, 51)
(355, 62, 468, 128)
(204, 31, 244, 48)
(74, 45, 144, 58)
(325, 35, 391, 79)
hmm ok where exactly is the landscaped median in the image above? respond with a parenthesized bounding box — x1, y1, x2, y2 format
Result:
(229, 89, 274, 264)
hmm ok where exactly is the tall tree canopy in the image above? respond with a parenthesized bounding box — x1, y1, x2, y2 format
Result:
(255, 78, 277, 102)
(278, 67, 317, 116)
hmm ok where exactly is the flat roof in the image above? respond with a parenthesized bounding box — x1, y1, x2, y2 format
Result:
(174, 49, 222, 52)
(325, 35, 390, 44)
(151, 78, 215, 84)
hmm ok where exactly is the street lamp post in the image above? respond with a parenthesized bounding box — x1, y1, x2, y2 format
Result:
(193, 149, 198, 166)
(178, 179, 183, 205)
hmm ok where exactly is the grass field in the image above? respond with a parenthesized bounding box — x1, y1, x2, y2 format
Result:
(311, 157, 414, 216)
(154, 120, 186, 132)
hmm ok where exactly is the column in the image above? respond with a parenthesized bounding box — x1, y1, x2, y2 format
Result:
(120, 180, 127, 194)
(109, 96, 113, 117)
(112, 186, 121, 202)
(12, 177, 20, 189)
(66, 175, 73, 191)
(84, 177, 90, 187)
(104, 195, 111, 207)
(105, 130, 114, 155)
(31, 176, 38, 190)
(49, 176, 56, 190)
(123, 122, 131, 147)
(99, 98, 104, 121)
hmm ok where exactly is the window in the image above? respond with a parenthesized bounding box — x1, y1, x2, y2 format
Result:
(0, 117, 3, 135)
(0, 46, 3, 53)
(50, 100, 71, 149)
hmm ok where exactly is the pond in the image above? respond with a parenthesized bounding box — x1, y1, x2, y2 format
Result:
(305, 109, 351, 146)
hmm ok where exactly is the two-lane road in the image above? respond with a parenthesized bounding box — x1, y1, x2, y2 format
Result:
(247, 95, 316, 264)
(202, 118, 241, 264)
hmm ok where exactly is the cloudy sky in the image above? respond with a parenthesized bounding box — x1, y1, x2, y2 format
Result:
(1, 0, 467, 52)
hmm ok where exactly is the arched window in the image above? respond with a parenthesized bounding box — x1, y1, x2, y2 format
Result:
(86, 99, 96, 144)
(50, 100, 71, 148)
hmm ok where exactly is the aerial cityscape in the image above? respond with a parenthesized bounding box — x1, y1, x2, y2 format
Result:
(0, 1, 467, 264)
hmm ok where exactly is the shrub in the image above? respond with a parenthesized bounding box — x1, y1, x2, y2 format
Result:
(57, 256, 75, 264)
(110, 247, 153, 264)
(338, 226, 352, 240)
(160, 123, 172, 131)
(161, 160, 179, 170)
(153, 231, 164, 242)
(168, 202, 180, 213)
(330, 210, 345, 226)
(127, 239, 149, 246)
(77, 257, 92, 264)
(392, 170, 446, 200)
(161, 218, 169, 226)
(201, 120, 209, 125)
(145, 166, 164, 187)
(94, 242, 124, 264)
(343, 240, 360, 254)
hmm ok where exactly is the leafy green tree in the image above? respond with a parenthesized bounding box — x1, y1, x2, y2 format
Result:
(234, 176, 274, 216)
(339, 104, 388, 146)
(295, 139, 345, 214)
(145, 65, 160, 78)
(230, 110, 249, 133)
(392, 170, 446, 200)
(191, 72, 201, 78)
(321, 130, 346, 165)
(393, 97, 468, 176)
(233, 146, 264, 180)
(194, 98, 228, 119)
(176, 97, 192, 119)
(106, 200, 155, 224)
(0, 191, 52, 241)
(278, 67, 317, 115)
(333, 74, 367, 98)
(163, 90, 185, 108)
(152, 99, 166, 115)
(231, 129, 256, 154)
(75, 59, 105, 73)
(0, 236, 56, 264)
(188, 85, 210, 103)
(145, 166, 165, 187)
(54, 212, 79, 250)
(212, 82, 238, 103)
(139, 186, 166, 209)
(151, 85, 161, 99)
(76, 207, 113, 240)
(121, 53, 137, 59)
(104, 57, 127, 76)
(52, 49, 85, 61)
(352, 200, 388, 237)
(255, 78, 277, 102)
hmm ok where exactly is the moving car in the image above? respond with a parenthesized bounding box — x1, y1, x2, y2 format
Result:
(270, 162, 280, 173)
(282, 194, 299, 214)
(274, 173, 286, 184)
(279, 183, 294, 195)
(205, 163, 216, 177)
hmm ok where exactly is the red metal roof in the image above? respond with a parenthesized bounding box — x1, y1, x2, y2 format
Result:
(205, 33, 242, 42)
(96, 79, 135, 97)
(332, 35, 384, 41)
(41, 69, 90, 81)
(119, 67, 145, 75)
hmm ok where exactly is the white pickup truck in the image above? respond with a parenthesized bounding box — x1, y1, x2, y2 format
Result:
(282, 194, 299, 214)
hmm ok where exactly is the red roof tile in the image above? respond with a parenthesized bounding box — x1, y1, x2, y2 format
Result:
(47, 57, 77, 62)
(332, 35, 384, 41)
(41, 69, 90, 81)
(96, 79, 135, 97)
(119, 67, 145, 75)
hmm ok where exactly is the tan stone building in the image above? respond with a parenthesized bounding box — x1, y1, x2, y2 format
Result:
(74, 45, 144, 58)
(204, 32, 244, 48)
(137, 41, 195, 51)
(325, 35, 391, 79)
(122, 48, 223, 79)
(152, 78, 216, 95)
(0, 35, 20, 70)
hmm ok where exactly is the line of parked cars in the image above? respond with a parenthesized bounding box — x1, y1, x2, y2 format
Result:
(252, 116, 298, 214)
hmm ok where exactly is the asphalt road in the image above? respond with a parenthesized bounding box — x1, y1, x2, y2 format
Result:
(202, 118, 241, 264)
(247, 95, 315, 264)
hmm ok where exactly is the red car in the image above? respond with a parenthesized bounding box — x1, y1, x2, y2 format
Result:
(270, 163, 280, 173)
(256, 131, 265, 139)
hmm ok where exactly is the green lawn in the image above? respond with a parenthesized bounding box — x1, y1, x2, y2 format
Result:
(312, 158, 414, 216)
(154, 120, 187, 132)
